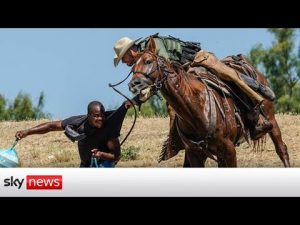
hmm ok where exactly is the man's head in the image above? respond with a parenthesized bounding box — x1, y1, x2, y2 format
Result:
(87, 101, 105, 128)
(113, 37, 141, 67)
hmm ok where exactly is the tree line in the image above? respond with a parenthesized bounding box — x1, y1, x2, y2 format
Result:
(248, 28, 300, 114)
(0, 92, 50, 121)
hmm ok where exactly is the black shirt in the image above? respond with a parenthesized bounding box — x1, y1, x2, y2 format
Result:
(61, 103, 128, 167)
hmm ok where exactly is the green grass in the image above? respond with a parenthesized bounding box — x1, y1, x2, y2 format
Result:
(121, 146, 139, 161)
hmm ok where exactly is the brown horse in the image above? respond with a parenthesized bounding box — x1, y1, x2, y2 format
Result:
(128, 38, 290, 167)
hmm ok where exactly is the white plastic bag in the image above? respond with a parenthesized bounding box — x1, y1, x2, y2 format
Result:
(0, 140, 20, 168)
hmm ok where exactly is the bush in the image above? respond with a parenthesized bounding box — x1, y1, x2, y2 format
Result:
(276, 85, 300, 114)
(126, 94, 168, 118)
(121, 146, 139, 161)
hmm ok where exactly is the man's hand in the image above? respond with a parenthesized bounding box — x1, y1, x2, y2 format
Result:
(15, 130, 28, 140)
(91, 149, 103, 159)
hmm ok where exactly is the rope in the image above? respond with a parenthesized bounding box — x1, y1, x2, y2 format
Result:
(109, 70, 133, 87)
(108, 69, 137, 145)
(10, 139, 19, 149)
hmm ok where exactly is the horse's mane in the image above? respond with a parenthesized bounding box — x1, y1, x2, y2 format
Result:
(169, 61, 205, 95)
(170, 61, 195, 79)
(170, 61, 185, 74)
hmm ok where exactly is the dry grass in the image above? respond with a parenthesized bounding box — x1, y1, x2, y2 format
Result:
(0, 114, 299, 167)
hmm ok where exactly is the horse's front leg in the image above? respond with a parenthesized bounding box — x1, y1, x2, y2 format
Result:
(185, 150, 207, 167)
(222, 140, 237, 167)
(217, 157, 227, 167)
(183, 151, 191, 167)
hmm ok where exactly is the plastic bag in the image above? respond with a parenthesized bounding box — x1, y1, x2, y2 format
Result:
(0, 140, 20, 168)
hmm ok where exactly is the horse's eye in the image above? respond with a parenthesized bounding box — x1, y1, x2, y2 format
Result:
(145, 60, 152, 65)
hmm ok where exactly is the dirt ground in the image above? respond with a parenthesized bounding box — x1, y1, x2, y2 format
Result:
(0, 114, 298, 167)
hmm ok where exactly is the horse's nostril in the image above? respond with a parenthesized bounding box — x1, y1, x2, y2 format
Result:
(128, 77, 150, 94)
(129, 87, 138, 94)
(128, 83, 137, 93)
(134, 80, 141, 85)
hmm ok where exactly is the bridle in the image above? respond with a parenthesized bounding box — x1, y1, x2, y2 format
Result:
(132, 51, 172, 95)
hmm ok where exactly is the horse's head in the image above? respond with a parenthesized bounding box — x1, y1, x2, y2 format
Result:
(128, 37, 167, 102)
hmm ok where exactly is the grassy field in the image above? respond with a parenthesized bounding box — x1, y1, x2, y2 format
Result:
(0, 114, 299, 167)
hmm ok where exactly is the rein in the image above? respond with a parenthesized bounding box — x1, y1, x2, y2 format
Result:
(108, 70, 137, 146)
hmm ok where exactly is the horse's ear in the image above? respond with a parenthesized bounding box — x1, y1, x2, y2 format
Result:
(147, 36, 156, 53)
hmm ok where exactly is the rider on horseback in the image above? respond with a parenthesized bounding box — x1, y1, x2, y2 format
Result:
(113, 34, 274, 140)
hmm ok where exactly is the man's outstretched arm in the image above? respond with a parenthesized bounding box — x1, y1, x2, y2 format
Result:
(15, 121, 63, 140)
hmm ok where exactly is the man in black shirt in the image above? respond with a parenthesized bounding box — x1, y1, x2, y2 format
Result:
(15, 100, 134, 167)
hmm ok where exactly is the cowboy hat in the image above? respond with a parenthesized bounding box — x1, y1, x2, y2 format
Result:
(113, 37, 142, 67)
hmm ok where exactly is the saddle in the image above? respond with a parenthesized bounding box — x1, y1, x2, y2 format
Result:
(221, 55, 275, 101)
(221, 54, 258, 79)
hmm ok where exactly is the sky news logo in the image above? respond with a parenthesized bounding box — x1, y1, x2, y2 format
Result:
(3, 175, 62, 190)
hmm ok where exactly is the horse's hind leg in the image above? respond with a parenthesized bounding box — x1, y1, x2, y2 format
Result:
(268, 117, 290, 167)
(261, 101, 290, 167)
